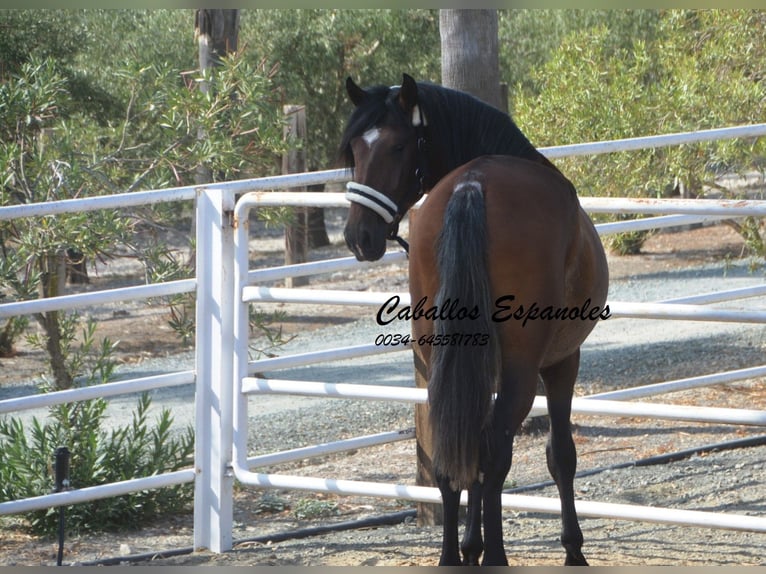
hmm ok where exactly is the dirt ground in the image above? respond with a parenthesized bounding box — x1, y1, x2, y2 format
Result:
(1, 222, 765, 566)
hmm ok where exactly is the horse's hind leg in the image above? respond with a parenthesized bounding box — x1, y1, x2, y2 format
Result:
(480, 364, 538, 566)
(461, 481, 483, 565)
(436, 473, 462, 566)
(540, 349, 589, 566)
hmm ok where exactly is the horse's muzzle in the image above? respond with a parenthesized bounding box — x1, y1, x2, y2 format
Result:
(344, 224, 387, 262)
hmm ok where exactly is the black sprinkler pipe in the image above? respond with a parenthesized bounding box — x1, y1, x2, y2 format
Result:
(54, 446, 71, 567)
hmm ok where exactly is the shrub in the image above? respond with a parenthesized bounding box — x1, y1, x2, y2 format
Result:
(0, 392, 194, 535)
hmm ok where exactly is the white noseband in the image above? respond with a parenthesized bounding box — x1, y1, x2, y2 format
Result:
(345, 181, 399, 224)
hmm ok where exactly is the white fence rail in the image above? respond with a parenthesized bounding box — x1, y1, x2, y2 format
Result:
(231, 189, 766, 546)
(0, 124, 765, 558)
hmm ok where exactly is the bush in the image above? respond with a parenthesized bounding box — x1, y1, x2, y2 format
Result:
(0, 392, 194, 535)
(514, 12, 766, 256)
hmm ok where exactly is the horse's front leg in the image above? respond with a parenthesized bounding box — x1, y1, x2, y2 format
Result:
(436, 473, 462, 566)
(541, 350, 589, 566)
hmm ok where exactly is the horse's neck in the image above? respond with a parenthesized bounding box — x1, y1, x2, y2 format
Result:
(423, 91, 563, 181)
(444, 117, 561, 177)
(530, 151, 562, 175)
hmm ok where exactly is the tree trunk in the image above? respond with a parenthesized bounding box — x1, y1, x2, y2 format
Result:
(37, 251, 73, 389)
(412, 9, 505, 527)
(440, 9, 504, 112)
(194, 9, 240, 187)
(195, 9, 240, 71)
(191, 9, 240, 265)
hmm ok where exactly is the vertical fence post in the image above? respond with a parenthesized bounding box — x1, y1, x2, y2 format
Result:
(194, 187, 235, 552)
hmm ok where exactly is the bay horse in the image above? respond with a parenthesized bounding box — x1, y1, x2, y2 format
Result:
(340, 74, 609, 566)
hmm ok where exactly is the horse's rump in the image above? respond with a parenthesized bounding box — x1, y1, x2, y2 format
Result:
(410, 156, 603, 488)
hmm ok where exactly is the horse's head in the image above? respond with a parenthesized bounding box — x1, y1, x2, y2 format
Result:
(340, 73, 428, 261)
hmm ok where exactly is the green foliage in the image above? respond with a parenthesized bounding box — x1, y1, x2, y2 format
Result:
(244, 9, 440, 169)
(25, 317, 113, 389)
(0, 11, 86, 75)
(0, 314, 193, 535)
(253, 492, 289, 515)
(248, 306, 293, 360)
(0, 27, 288, 367)
(122, 54, 286, 186)
(499, 9, 662, 99)
(292, 497, 339, 520)
(0, 9, 303, 537)
(0, 10, 124, 123)
(0, 316, 27, 357)
(0, 58, 135, 384)
(0, 393, 194, 535)
(513, 10, 766, 255)
(69, 10, 196, 116)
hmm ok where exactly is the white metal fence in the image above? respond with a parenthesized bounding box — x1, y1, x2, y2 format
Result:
(1, 124, 765, 557)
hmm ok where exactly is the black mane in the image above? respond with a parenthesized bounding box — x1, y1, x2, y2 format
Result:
(339, 80, 554, 176)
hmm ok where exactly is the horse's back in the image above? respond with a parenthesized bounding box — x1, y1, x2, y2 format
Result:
(409, 155, 608, 368)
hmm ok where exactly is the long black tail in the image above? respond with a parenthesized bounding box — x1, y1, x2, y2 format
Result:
(428, 178, 500, 490)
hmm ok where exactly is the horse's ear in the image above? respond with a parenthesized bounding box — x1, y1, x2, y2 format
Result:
(398, 73, 418, 114)
(346, 77, 368, 107)
(399, 73, 426, 127)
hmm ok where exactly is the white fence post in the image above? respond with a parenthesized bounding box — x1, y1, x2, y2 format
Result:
(194, 187, 235, 552)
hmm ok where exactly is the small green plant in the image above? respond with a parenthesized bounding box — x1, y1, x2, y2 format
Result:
(594, 213, 652, 256)
(248, 307, 294, 360)
(607, 230, 651, 256)
(0, 316, 27, 358)
(254, 492, 289, 515)
(726, 217, 766, 260)
(292, 497, 339, 520)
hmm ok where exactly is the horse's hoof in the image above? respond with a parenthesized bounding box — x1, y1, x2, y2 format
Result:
(564, 551, 589, 566)
(481, 555, 509, 566)
(461, 553, 481, 566)
(438, 554, 462, 566)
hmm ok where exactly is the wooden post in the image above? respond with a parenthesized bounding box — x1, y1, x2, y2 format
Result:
(307, 180, 330, 248)
(283, 105, 309, 288)
(408, 207, 443, 526)
(414, 347, 443, 526)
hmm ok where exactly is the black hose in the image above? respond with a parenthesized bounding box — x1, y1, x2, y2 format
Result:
(75, 433, 766, 566)
(77, 545, 195, 566)
(76, 509, 416, 566)
(504, 433, 766, 494)
(236, 508, 417, 546)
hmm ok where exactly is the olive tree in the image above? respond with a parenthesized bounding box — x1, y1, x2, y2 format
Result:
(243, 9, 440, 170)
(513, 10, 766, 254)
(0, 51, 286, 387)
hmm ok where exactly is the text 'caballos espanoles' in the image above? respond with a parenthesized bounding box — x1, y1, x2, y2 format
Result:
(376, 295, 611, 328)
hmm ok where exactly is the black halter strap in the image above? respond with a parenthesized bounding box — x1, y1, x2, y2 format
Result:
(384, 107, 429, 254)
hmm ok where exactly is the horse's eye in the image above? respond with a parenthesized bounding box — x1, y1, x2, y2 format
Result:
(393, 143, 405, 152)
